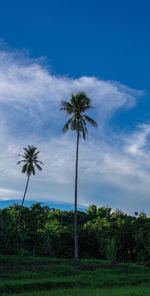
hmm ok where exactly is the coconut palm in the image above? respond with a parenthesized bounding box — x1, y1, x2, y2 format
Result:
(60, 92, 97, 262)
(17, 145, 43, 231)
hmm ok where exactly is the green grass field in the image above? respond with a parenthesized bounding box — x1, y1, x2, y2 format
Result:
(0, 255, 150, 295)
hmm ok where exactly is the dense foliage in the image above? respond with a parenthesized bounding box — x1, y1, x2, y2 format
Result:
(0, 203, 150, 264)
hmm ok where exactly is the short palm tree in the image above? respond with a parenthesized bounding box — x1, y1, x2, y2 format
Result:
(60, 92, 97, 262)
(17, 145, 43, 231)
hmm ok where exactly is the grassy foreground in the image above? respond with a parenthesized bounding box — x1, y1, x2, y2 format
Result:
(0, 255, 150, 296)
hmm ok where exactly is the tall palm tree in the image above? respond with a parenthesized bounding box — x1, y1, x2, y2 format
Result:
(60, 92, 97, 262)
(17, 145, 43, 231)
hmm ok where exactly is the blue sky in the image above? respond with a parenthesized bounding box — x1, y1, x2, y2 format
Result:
(0, 0, 150, 214)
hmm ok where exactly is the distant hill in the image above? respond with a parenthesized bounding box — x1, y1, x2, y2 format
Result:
(0, 199, 85, 211)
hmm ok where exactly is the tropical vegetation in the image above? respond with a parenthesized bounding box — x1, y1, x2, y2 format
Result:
(1, 203, 150, 265)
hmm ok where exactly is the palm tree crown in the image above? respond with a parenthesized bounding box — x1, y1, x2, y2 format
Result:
(17, 145, 43, 176)
(60, 92, 97, 139)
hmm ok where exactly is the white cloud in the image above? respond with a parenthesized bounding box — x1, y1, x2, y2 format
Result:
(125, 124, 150, 157)
(0, 50, 141, 110)
(0, 48, 149, 214)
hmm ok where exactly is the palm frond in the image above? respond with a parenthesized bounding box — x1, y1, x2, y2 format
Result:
(33, 151, 40, 157)
(71, 92, 91, 104)
(60, 101, 73, 115)
(82, 116, 87, 128)
(27, 163, 35, 176)
(81, 105, 93, 112)
(16, 160, 26, 165)
(81, 117, 88, 136)
(31, 166, 35, 176)
(84, 115, 98, 127)
(71, 92, 91, 111)
(62, 116, 74, 133)
(22, 163, 28, 174)
(34, 163, 42, 171)
(80, 121, 86, 140)
(36, 160, 43, 165)
(80, 119, 88, 140)
(23, 147, 29, 154)
(70, 118, 78, 131)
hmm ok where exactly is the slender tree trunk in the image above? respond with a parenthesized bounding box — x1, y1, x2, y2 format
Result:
(74, 131, 79, 262)
(17, 174, 30, 232)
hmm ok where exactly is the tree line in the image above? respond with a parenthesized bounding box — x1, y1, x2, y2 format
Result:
(1, 203, 150, 264)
